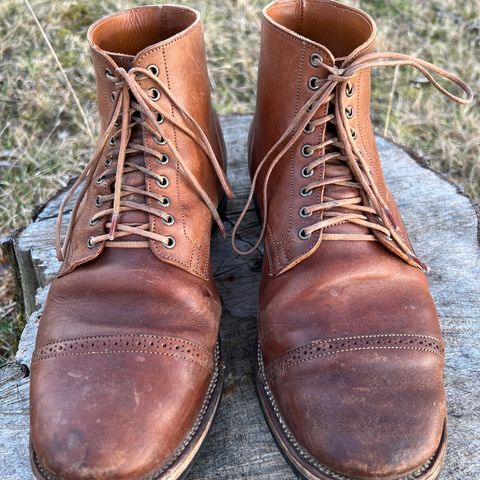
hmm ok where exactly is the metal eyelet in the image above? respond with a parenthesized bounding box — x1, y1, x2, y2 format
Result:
(156, 113, 164, 124)
(346, 82, 355, 97)
(301, 166, 314, 178)
(308, 76, 320, 91)
(163, 236, 176, 249)
(159, 196, 170, 207)
(105, 68, 116, 81)
(345, 106, 354, 119)
(109, 136, 117, 146)
(111, 91, 116, 102)
(156, 176, 169, 188)
(310, 53, 323, 67)
(300, 186, 312, 197)
(95, 195, 103, 207)
(161, 214, 175, 226)
(301, 144, 313, 158)
(96, 175, 105, 185)
(149, 88, 161, 101)
(298, 228, 311, 240)
(304, 122, 315, 134)
(87, 236, 96, 248)
(89, 217, 99, 226)
(147, 64, 159, 76)
(154, 135, 167, 145)
(157, 154, 169, 165)
(350, 127, 358, 140)
(299, 206, 312, 218)
(105, 156, 113, 166)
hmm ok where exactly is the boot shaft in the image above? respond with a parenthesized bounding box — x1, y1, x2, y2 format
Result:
(59, 5, 227, 279)
(250, 0, 422, 274)
(88, 6, 214, 137)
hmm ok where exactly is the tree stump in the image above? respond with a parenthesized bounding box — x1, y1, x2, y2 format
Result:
(1, 115, 479, 479)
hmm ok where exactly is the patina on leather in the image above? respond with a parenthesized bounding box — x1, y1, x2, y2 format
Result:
(29, 5, 230, 479)
(233, 1, 473, 479)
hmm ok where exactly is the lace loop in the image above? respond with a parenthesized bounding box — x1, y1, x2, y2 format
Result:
(231, 51, 473, 271)
(56, 66, 233, 261)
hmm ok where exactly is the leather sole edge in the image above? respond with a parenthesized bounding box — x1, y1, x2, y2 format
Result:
(30, 340, 225, 480)
(254, 341, 447, 480)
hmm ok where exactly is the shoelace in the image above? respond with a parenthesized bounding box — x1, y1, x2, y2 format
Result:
(56, 67, 234, 260)
(231, 52, 473, 270)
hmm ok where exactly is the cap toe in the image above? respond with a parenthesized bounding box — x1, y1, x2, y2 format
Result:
(267, 346, 446, 479)
(30, 340, 215, 479)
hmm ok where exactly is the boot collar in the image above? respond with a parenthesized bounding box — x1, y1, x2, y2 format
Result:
(87, 5, 201, 70)
(263, 0, 377, 66)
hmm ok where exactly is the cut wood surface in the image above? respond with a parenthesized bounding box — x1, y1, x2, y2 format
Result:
(1, 115, 479, 479)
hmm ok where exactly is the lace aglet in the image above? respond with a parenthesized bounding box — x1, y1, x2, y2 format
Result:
(226, 187, 235, 200)
(409, 252, 429, 272)
(218, 221, 227, 238)
(109, 213, 119, 241)
(384, 207, 399, 231)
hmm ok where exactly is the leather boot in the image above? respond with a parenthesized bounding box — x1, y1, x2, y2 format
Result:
(30, 5, 232, 479)
(233, 1, 472, 479)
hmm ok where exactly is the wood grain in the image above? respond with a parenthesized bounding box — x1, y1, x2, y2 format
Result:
(1, 115, 479, 479)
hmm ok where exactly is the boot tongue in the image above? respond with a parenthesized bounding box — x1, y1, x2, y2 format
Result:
(110, 53, 134, 71)
(318, 58, 370, 238)
(108, 55, 150, 242)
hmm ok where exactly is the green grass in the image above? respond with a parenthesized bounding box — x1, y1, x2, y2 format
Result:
(0, 0, 478, 362)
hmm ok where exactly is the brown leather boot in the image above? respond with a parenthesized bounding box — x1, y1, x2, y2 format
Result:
(29, 5, 232, 479)
(233, 1, 472, 479)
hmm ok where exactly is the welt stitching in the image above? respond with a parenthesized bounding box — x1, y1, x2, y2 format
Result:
(33, 345, 220, 480)
(257, 343, 438, 480)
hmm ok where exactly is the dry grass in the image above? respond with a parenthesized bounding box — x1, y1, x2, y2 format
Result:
(0, 0, 478, 362)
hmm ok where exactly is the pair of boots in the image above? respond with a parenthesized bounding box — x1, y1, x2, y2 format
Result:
(29, 1, 472, 479)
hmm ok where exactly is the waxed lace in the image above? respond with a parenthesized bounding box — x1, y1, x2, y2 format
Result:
(56, 67, 233, 260)
(231, 52, 473, 270)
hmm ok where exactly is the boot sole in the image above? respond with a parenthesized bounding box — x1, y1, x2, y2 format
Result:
(30, 340, 224, 480)
(254, 341, 447, 480)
